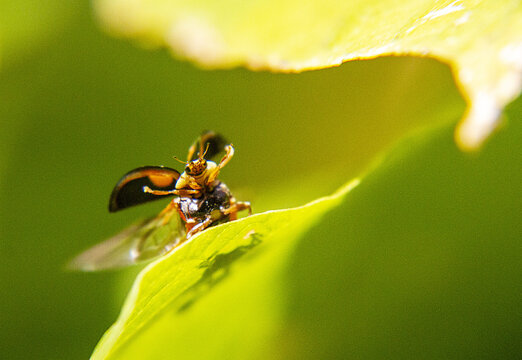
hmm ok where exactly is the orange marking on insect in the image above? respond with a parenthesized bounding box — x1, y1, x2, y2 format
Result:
(148, 174, 175, 188)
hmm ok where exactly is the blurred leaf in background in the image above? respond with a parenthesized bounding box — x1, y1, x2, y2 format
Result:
(0, 0, 77, 65)
(0, 0, 519, 359)
(93, 0, 522, 150)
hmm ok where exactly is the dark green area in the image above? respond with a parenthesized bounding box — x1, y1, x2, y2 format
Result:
(0, 2, 466, 360)
(283, 99, 522, 359)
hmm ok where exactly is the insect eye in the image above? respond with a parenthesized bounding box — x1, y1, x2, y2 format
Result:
(185, 166, 192, 174)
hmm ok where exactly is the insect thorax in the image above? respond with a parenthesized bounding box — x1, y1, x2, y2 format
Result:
(178, 182, 232, 221)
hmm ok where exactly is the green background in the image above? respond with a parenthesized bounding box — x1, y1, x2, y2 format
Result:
(3, 1, 519, 359)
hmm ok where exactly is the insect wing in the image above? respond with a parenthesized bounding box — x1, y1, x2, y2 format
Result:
(109, 166, 180, 212)
(67, 208, 185, 271)
(188, 131, 228, 161)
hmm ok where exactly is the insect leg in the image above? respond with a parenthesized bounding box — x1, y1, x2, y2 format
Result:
(143, 186, 177, 196)
(143, 186, 199, 197)
(186, 216, 213, 238)
(218, 145, 234, 170)
(222, 201, 252, 219)
(174, 189, 200, 197)
(206, 145, 235, 184)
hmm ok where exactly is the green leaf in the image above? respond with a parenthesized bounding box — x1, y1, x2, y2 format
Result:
(92, 178, 360, 359)
(91, 95, 521, 359)
(94, 0, 522, 150)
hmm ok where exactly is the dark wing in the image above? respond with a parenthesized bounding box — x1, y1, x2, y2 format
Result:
(67, 206, 185, 271)
(187, 131, 228, 162)
(109, 166, 180, 212)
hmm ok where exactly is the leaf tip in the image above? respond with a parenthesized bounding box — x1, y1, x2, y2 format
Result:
(455, 91, 503, 151)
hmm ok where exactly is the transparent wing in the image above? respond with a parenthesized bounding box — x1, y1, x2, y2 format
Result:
(67, 208, 185, 271)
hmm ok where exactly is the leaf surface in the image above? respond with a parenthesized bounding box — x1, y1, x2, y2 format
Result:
(91, 178, 360, 359)
(92, 95, 522, 359)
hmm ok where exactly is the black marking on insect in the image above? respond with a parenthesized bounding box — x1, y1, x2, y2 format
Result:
(108, 166, 181, 212)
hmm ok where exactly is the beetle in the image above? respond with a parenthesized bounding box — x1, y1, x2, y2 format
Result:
(68, 131, 251, 271)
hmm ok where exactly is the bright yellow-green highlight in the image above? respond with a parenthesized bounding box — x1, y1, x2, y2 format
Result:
(94, 0, 522, 150)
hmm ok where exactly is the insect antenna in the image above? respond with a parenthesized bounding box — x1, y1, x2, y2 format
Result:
(172, 156, 187, 165)
(199, 143, 210, 159)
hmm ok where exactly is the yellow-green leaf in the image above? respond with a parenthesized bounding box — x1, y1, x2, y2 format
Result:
(92, 179, 360, 359)
(91, 95, 522, 359)
(94, 0, 522, 150)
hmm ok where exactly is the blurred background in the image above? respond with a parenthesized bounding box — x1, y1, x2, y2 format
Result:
(0, 1, 466, 359)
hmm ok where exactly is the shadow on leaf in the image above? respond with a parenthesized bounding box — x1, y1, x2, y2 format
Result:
(176, 233, 263, 312)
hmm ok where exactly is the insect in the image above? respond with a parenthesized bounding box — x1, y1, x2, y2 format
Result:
(69, 131, 251, 271)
